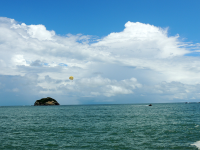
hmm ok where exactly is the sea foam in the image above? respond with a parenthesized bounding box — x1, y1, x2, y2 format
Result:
(191, 141, 200, 149)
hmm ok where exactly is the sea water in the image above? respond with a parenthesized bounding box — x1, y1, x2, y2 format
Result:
(0, 103, 200, 149)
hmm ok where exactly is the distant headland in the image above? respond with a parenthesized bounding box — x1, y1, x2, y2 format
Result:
(34, 97, 60, 106)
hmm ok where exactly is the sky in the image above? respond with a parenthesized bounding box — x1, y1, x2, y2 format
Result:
(0, 0, 200, 106)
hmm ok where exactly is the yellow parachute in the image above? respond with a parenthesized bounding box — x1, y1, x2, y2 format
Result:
(69, 76, 74, 80)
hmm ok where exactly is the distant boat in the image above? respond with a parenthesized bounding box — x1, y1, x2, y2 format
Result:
(149, 104, 152, 106)
(185, 102, 188, 104)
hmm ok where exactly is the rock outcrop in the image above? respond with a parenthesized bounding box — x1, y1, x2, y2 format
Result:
(34, 97, 60, 106)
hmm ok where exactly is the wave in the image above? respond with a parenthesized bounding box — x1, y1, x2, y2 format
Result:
(133, 105, 149, 107)
(191, 141, 200, 149)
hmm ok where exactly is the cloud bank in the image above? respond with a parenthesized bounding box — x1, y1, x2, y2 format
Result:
(0, 17, 200, 105)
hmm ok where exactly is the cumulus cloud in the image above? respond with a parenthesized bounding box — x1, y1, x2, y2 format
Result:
(92, 21, 189, 58)
(36, 76, 141, 98)
(0, 17, 200, 105)
(11, 23, 55, 40)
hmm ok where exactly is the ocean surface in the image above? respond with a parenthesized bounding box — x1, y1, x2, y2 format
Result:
(0, 103, 200, 150)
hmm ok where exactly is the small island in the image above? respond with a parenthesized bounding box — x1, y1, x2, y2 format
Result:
(34, 97, 60, 106)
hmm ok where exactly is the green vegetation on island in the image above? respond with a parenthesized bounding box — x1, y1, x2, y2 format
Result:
(34, 97, 60, 106)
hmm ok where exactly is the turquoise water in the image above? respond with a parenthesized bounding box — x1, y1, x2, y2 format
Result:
(0, 103, 200, 149)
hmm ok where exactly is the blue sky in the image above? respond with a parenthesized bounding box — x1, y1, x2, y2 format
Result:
(0, 0, 200, 105)
(1, 0, 200, 41)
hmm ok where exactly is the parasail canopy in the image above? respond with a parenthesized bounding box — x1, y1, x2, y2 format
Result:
(69, 76, 74, 80)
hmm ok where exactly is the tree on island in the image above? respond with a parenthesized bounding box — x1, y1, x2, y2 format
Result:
(34, 97, 60, 106)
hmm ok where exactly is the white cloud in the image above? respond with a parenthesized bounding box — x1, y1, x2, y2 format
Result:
(75, 76, 141, 97)
(92, 21, 189, 59)
(12, 55, 29, 66)
(36, 75, 141, 98)
(11, 23, 55, 41)
(0, 17, 200, 105)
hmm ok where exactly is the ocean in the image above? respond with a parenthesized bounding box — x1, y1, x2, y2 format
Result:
(0, 103, 200, 149)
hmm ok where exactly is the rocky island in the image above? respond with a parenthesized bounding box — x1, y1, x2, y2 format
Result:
(34, 97, 60, 106)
